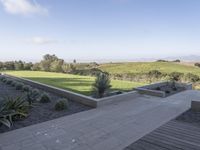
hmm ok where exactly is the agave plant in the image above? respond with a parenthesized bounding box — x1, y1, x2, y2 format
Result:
(0, 102, 13, 128)
(0, 96, 29, 128)
(92, 72, 112, 98)
(4, 96, 29, 117)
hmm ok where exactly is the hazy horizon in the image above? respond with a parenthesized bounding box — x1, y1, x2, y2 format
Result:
(1, 0, 200, 61)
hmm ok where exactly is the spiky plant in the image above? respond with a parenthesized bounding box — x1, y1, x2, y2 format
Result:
(92, 72, 112, 98)
(0, 96, 29, 128)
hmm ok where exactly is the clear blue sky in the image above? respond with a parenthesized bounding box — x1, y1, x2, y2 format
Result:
(0, 0, 200, 62)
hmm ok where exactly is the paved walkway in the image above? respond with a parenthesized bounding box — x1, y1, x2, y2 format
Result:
(1, 90, 200, 150)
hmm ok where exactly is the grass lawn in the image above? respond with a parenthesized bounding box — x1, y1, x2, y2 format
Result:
(4, 71, 145, 96)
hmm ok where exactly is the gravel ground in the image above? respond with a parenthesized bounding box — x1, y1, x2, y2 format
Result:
(0, 82, 91, 133)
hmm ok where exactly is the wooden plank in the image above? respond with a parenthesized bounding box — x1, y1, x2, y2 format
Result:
(124, 120, 200, 150)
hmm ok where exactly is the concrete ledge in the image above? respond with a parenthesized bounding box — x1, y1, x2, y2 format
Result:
(96, 91, 139, 107)
(135, 87, 165, 97)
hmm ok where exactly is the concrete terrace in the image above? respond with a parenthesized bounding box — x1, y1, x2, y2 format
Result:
(1, 90, 200, 150)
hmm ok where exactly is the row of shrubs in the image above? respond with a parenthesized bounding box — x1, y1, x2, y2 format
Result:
(110, 71, 200, 83)
(0, 76, 69, 128)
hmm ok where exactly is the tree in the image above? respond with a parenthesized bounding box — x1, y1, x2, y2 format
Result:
(4, 61, 15, 70)
(24, 62, 33, 70)
(62, 63, 70, 73)
(92, 72, 112, 98)
(14, 61, 24, 70)
(40, 54, 59, 71)
(50, 59, 64, 72)
(32, 63, 41, 71)
(0, 62, 4, 70)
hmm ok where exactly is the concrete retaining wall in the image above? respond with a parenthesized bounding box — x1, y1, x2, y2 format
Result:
(3, 74, 140, 108)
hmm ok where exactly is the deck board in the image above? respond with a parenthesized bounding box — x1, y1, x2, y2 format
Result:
(124, 120, 200, 150)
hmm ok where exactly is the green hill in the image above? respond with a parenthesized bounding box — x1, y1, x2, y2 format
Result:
(99, 62, 200, 75)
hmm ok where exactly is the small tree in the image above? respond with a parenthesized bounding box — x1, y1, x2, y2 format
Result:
(92, 72, 112, 98)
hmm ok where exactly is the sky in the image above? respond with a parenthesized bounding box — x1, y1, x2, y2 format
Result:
(1, 0, 200, 62)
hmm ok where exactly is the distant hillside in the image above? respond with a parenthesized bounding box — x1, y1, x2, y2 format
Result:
(99, 62, 200, 75)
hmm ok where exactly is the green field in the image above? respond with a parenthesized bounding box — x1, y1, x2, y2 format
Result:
(99, 62, 200, 75)
(5, 71, 145, 95)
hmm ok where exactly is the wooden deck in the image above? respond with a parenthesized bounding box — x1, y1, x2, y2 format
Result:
(124, 120, 200, 150)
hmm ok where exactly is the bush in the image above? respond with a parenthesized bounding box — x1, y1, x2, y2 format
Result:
(194, 63, 200, 67)
(39, 93, 51, 103)
(2, 78, 7, 83)
(15, 83, 24, 90)
(54, 98, 69, 111)
(26, 89, 41, 105)
(11, 81, 17, 87)
(92, 72, 112, 98)
(185, 73, 200, 83)
(6, 79, 13, 85)
(168, 72, 183, 82)
(22, 85, 32, 92)
(0, 76, 5, 81)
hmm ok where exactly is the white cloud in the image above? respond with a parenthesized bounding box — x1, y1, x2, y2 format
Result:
(0, 0, 48, 16)
(28, 37, 57, 45)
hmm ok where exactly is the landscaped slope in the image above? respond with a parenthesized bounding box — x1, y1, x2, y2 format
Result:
(5, 71, 145, 95)
(99, 62, 200, 75)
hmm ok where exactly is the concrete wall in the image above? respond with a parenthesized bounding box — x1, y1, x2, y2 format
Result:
(3, 74, 140, 108)
(96, 91, 140, 107)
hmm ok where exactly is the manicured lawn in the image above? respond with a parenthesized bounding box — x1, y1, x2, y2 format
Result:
(4, 71, 145, 95)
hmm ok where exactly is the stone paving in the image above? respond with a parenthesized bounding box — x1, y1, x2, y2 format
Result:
(1, 90, 200, 150)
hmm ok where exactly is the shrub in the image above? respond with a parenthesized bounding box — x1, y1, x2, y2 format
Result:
(22, 85, 32, 92)
(155, 87, 161, 90)
(0, 76, 5, 81)
(26, 89, 41, 105)
(11, 81, 17, 87)
(2, 78, 7, 83)
(147, 70, 162, 83)
(165, 90, 170, 94)
(15, 83, 24, 90)
(92, 72, 112, 98)
(39, 93, 51, 103)
(194, 63, 200, 67)
(168, 72, 183, 82)
(185, 73, 200, 83)
(6, 79, 13, 85)
(54, 98, 69, 111)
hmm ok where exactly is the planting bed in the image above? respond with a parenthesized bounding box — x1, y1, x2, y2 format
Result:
(0, 79, 91, 133)
(135, 81, 192, 97)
